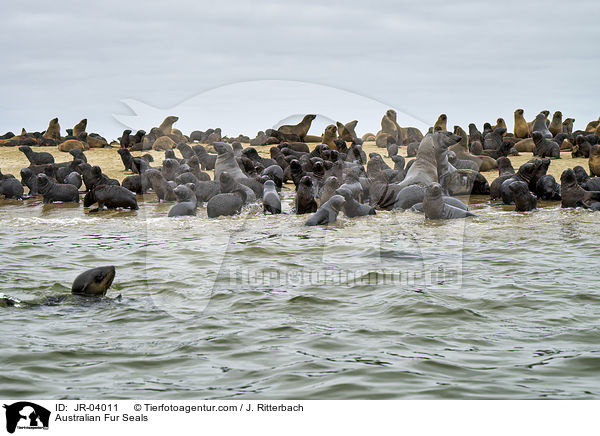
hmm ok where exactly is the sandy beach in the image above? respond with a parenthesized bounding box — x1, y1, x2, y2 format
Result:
(0, 142, 589, 185)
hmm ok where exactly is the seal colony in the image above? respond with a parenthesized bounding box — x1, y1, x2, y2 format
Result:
(2, 109, 600, 224)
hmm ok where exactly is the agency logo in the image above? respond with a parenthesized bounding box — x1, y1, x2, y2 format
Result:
(3, 402, 50, 434)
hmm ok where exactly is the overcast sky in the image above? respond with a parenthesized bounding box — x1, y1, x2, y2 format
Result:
(1, 0, 599, 140)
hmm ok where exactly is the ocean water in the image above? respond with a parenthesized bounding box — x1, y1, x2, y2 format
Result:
(1, 191, 600, 399)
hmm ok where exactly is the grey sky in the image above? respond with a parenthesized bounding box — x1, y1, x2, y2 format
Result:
(1, 0, 599, 140)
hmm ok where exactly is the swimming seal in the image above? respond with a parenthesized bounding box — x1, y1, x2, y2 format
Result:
(83, 185, 138, 210)
(37, 174, 79, 203)
(71, 266, 116, 296)
(423, 183, 475, 219)
(168, 184, 197, 217)
(509, 181, 537, 211)
(262, 180, 281, 214)
(305, 194, 345, 226)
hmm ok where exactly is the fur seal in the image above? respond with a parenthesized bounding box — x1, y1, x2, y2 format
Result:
(532, 132, 560, 159)
(295, 176, 318, 214)
(433, 114, 447, 131)
(64, 171, 82, 189)
(58, 139, 88, 152)
(73, 119, 87, 137)
(589, 145, 600, 177)
(145, 169, 176, 202)
(423, 183, 475, 219)
(375, 110, 400, 146)
(535, 174, 561, 200)
(213, 142, 246, 181)
(42, 118, 61, 140)
(397, 131, 460, 190)
(560, 168, 600, 209)
(0, 176, 24, 199)
(37, 174, 79, 203)
(336, 186, 375, 217)
(572, 135, 592, 158)
(305, 194, 345, 226)
(548, 111, 563, 136)
(83, 185, 138, 210)
(158, 116, 179, 135)
(509, 181, 537, 211)
(168, 185, 197, 217)
(318, 176, 340, 205)
(489, 157, 515, 199)
(206, 190, 246, 218)
(262, 180, 281, 214)
(153, 136, 176, 151)
(71, 266, 116, 296)
(531, 113, 553, 139)
(322, 125, 338, 149)
(562, 118, 575, 134)
(19, 145, 54, 165)
(277, 115, 316, 141)
(514, 109, 529, 138)
(336, 120, 359, 142)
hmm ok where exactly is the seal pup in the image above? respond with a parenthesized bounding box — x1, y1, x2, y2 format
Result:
(0, 176, 24, 199)
(490, 157, 516, 199)
(168, 184, 197, 217)
(145, 169, 176, 202)
(206, 189, 247, 218)
(64, 171, 82, 189)
(532, 132, 560, 159)
(422, 183, 475, 219)
(71, 266, 116, 296)
(37, 174, 79, 203)
(295, 176, 318, 214)
(305, 194, 345, 226)
(572, 135, 592, 158)
(560, 168, 600, 209)
(83, 185, 138, 211)
(19, 145, 54, 165)
(262, 180, 281, 214)
(318, 176, 340, 205)
(535, 175, 561, 200)
(509, 181, 537, 211)
(336, 186, 375, 218)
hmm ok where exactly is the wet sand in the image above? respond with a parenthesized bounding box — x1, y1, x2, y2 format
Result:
(0, 143, 590, 184)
